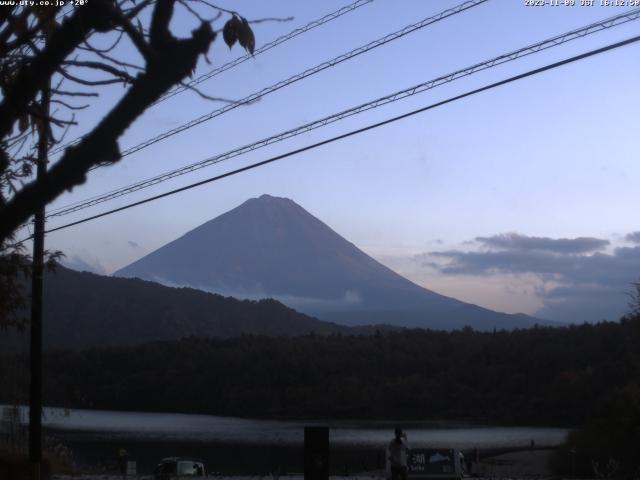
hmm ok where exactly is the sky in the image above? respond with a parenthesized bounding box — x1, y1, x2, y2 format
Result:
(23, 0, 640, 324)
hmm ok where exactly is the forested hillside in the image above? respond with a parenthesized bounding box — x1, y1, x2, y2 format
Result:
(2, 266, 350, 351)
(2, 316, 639, 425)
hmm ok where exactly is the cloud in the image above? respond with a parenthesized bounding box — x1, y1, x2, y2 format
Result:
(430, 247, 640, 285)
(127, 240, 140, 249)
(130, 275, 364, 312)
(426, 233, 640, 323)
(62, 255, 107, 275)
(475, 233, 609, 254)
(626, 231, 640, 244)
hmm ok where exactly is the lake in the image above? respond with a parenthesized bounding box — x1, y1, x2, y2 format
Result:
(4, 406, 568, 474)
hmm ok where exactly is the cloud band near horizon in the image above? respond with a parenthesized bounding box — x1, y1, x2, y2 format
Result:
(424, 232, 640, 323)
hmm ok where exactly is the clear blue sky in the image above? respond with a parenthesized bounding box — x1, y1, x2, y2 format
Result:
(32, 0, 640, 323)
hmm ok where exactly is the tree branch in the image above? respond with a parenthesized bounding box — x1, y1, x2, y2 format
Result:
(58, 68, 130, 86)
(0, 0, 113, 139)
(51, 89, 99, 97)
(106, 8, 153, 62)
(150, 0, 175, 50)
(62, 60, 136, 82)
(0, 19, 216, 241)
(79, 31, 125, 54)
(89, 47, 145, 71)
(177, 80, 236, 103)
(51, 99, 89, 110)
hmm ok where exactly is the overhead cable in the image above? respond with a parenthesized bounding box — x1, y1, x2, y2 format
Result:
(31, 34, 640, 240)
(50, 0, 375, 155)
(50, 0, 490, 159)
(158, 0, 375, 104)
(47, 7, 640, 218)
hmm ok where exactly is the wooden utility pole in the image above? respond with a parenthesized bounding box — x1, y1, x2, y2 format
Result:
(30, 82, 49, 480)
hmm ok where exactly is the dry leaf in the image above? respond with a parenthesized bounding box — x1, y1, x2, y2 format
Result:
(223, 15, 242, 49)
(238, 17, 255, 55)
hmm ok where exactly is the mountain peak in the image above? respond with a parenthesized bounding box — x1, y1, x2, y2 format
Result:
(257, 193, 284, 201)
(250, 194, 299, 208)
(236, 194, 301, 212)
(114, 196, 545, 330)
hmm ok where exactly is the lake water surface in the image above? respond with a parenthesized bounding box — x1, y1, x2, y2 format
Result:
(32, 406, 567, 447)
(5, 406, 568, 474)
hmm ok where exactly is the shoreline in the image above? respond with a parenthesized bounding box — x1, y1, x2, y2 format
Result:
(3, 403, 575, 428)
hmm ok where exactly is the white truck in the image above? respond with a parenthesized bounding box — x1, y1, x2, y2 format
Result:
(153, 457, 206, 479)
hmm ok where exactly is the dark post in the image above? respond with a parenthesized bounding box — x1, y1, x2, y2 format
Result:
(29, 84, 49, 480)
(304, 426, 329, 480)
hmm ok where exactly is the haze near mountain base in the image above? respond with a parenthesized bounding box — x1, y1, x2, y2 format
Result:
(115, 194, 546, 330)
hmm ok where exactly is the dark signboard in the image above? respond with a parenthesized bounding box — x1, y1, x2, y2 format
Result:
(408, 449, 457, 477)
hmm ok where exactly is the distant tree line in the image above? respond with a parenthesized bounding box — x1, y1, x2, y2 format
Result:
(1, 315, 639, 426)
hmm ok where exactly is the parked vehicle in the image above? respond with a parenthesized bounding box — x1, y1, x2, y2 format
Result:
(153, 457, 206, 479)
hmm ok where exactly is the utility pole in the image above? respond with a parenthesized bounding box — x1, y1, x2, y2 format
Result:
(30, 80, 49, 480)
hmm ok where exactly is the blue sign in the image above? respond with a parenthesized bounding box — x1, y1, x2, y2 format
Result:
(408, 449, 456, 476)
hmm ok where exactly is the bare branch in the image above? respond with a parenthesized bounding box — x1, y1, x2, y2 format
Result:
(57, 68, 130, 86)
(2, 7, 60, 56)
(178, 0, 207, 23)
(178, 80, 236, 103)
(247, 16, 294, 24)
(80, 31, 125, 54)
(0, 0, 116, 139)
(53, 115, 76, 145)
(200, 2, 238, 17)
(89, 48, 145, 71)
(177, 0, 220, 24)
(0, 9, 31, 54)
(123, 0, 154, 20)
(50, 99, 90, 110)
(62, 60, 136, 82)
(6, 132, 30, 152)
(48, 115, 77, 127)
(51, 89, 99, 97)
(106, 7, 154, 62)
(24, 37, 42, 56)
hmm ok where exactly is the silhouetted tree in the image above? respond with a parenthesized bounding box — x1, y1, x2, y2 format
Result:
(628, 281, 640, 318)
(0, 0, 259, 326)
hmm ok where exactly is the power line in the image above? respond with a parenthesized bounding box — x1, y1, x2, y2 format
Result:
(50, 0, 489, 161)
(31, 34, 640, 241)
(46, 7, 640, 218)
(157, 0, 375, 104)
(49, 0, 375, 155)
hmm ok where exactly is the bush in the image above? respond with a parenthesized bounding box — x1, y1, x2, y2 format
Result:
(551, 383, 640, 478)
(0, 448, 51, 480)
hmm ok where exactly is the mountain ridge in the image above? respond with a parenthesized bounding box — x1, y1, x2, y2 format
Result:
(1, 265, 360, 352)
